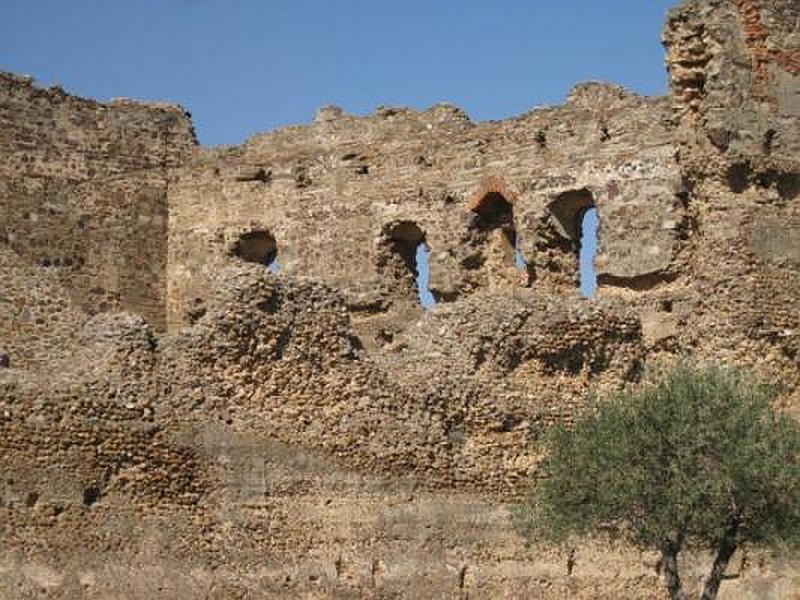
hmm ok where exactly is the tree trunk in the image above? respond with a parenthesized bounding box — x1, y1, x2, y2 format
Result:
(700, 520, 739, 600)
(660, 541, 686, 600)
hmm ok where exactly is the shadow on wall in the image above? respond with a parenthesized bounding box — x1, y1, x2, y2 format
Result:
(233, 230, 280, 273)
(471, 191, 518, 272)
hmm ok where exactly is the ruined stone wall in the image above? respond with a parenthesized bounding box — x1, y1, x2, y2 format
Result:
(0, 247, 88, 370)
(665, 0, 800, 179)
(0, 72, 196, 367)
(167, 85, 684, 345)
(0, 0, 799, 598)
(662, 0, 800, 407)
(1, 265, 797, 599)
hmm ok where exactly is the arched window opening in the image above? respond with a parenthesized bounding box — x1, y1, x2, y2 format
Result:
(474, 192, 513, 229)
(379, 220, 435, 308)
(471, 191, 517, 270)
(547, 188, 597, 296)
(232, 230, 279, 271)
(579, 208, 599, 298)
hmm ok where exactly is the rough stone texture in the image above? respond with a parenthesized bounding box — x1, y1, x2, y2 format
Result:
(661, 0, 800, 412)
(664, 0, 800, 181)
(0, 72, 196, 349)
(167, 83, 683, 344)
(0, 246, 88, 369)
(159, 265, 645, 496)
(1, 0, 799, 598)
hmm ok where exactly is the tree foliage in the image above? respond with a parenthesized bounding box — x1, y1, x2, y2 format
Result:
(515, 364, 800, 600)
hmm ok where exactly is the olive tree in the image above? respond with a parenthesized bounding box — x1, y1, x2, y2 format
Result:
(515, 364, 800, 600)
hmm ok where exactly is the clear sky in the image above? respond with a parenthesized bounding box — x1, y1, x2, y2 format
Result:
(2, 0, 677, 299)
(3, 0, 676, 146)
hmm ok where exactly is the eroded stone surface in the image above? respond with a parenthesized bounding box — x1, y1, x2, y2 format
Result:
(1, 0, 799, 597)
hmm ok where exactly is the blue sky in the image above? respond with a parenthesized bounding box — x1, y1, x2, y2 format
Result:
(3, 1, 676, 146)
(2, 0, 676, 299)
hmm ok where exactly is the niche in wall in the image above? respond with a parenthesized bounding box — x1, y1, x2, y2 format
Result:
(232, 230, 279, 271)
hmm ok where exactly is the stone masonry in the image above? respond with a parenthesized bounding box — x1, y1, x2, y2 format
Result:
(0, 0, 798, 597)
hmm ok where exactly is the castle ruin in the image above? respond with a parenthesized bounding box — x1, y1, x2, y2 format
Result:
(1, 0, 799, 597)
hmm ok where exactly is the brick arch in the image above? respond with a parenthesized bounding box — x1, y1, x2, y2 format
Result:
(462, 176, 528, 289)
(467, 176, 520, 212)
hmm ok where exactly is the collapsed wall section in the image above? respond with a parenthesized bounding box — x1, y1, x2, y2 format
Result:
(0, 72, 196, 365)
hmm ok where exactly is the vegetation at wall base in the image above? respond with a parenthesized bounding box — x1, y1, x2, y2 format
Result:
(515, 364, 800, 600)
